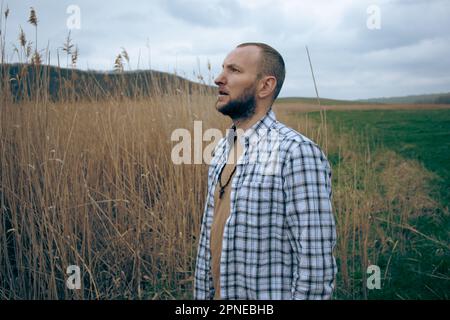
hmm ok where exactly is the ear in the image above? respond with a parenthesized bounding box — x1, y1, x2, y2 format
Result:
(257, 76, 277, 100)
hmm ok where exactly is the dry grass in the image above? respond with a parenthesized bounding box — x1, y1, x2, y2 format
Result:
(0, 91, 229, 299)
(1, 6, 447, 299)
(1, 78, 447, 300)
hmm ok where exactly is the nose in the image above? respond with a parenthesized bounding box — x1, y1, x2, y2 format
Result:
(214, 70, 226, 86)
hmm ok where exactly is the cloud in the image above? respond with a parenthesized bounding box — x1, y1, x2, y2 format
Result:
(159, 0, 244, 27)
(2, 0, 449, 99)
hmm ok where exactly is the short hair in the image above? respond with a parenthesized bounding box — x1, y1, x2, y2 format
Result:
(237, 42, 285, 100)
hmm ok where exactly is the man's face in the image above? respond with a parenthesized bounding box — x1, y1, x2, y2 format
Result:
(214, 46, 261, 120)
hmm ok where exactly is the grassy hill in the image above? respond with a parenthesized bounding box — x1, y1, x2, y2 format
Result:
(0, 63, 213, 102)
(3, 63, 448, 106)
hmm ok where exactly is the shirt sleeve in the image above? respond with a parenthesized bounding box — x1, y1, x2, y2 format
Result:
(282, 142, 337, 300)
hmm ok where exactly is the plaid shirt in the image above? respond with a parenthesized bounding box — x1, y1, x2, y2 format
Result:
(194, 109, 337, 300)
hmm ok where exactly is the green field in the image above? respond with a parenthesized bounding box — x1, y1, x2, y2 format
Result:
(307, 108, 450, 299)
(317, 109, 450, 207)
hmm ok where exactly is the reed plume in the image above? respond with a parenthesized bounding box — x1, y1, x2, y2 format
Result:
(71, 45, 79, 68)
(28, 7, 38, 53)
(114, 53, 124, 72)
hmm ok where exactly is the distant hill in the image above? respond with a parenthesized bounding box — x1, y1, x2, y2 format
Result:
(276, 96, 365, 106)
(0, 63, 213, 102)
(278, 93, 450, 105)
(357, 92, 450, 104)
(3, 64, 448, 105)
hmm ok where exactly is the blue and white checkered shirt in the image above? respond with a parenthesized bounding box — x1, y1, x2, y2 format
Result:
(194, 109, 337, 300)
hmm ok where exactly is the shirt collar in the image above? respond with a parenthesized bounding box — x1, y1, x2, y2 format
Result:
(225, 107, 277, 148)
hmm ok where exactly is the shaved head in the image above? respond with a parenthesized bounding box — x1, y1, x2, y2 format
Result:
(236, 42, 285, 100)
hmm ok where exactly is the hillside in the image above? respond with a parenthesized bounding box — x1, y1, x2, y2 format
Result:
(358, 92, 450, 104)
(3, 63, 448, 105)
(0, 63, 213, 102)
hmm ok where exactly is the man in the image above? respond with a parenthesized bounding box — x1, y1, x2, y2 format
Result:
(194, 43, 337, 300)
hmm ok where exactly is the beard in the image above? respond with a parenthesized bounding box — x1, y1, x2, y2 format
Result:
(216, 84, 257, 121)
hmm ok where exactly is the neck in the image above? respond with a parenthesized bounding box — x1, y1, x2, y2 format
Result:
(233, 103, 271, 132)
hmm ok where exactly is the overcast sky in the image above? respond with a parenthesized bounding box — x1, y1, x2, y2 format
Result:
(2, 0, 449, 99)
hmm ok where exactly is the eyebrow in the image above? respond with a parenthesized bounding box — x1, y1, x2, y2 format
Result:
(222, 63, 242, 71)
